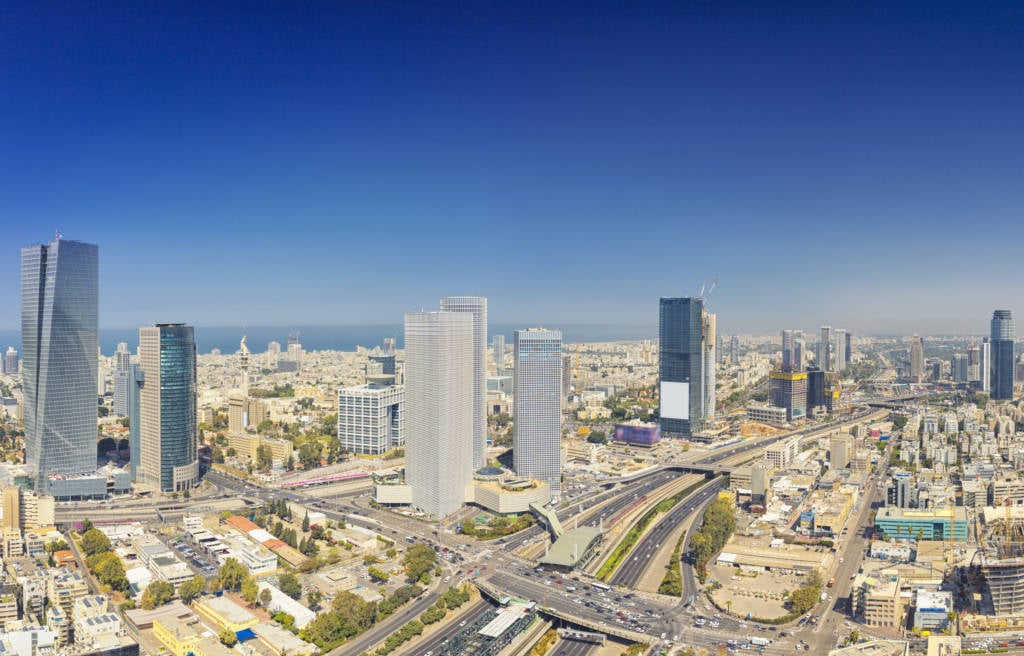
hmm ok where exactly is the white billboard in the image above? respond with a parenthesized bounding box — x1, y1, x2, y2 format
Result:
(660, 381, 690, 420)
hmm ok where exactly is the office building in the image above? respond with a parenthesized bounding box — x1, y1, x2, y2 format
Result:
(337, 384, 404, 455)
(794, 337, 805, 372)
(980, 553, 1024, 616)
(991, 310, 1015, 400)
(21, 238, 99, 488)
(819, 326, 834, 372)
(951, 353, 969, 383)
(768, 370, 807, 422)
(845, 332, 852, 362)
(561, 354, 572, 400)
(493, 334, 505, 370)
(968, 343, 981, 383)
(980, 338, 992, 393)
(873, 507, 968, 541)
(112, 342, 132, 416)
(2, 347, 16, 375)
(368, 338, 397, 379)
(806, 367, 826, 413)
(887, 474, 914, 508)
(830, 434, 852, 469)
(909, 335, 924, 382)
(834, 328, 847, 372)
(729, 335, 739, 364)
(765, 436, 800, 469)
(439, 296, 487, 469)
(659, 297, 715, 438)
(138, 324, 199, 492)
(513, 329, 562, 499)
(404, 311, 474, 517)
(127, 363, 144, 480)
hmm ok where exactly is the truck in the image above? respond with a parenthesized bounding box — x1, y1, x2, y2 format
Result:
(827, 577, 835, 587)
(748, 637, 771, 647)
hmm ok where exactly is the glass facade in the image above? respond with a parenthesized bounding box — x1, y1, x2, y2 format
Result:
(439, 296, 487, 469)
(21, 239, 99, 487)
(337, 384, 403, 455)
(139, 324, 198, 491)
(513, 329, 562, 499)
(659, 297, 706, 438)
(991, 310, 1015, 400)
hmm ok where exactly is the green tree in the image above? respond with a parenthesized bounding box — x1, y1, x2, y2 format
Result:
(218, 558, 249, 591)
(302, 512, 310, 532)
(402, 543, 437, 582)
(219, 630, 238, 647)
(141, 580, 176, 609)
(177, 575, 206, 603)
(367, 566, 389, 583)
(279, 572, 303, 599)
(256, 444, 274, 472)
(241, 577, 259, 605)
(81, 528, 111, 556)
(306, 589, 323, 611)
(298, 442, 321, 470)
(260, 587, 273, 607)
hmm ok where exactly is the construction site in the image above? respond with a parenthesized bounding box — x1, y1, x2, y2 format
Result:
(964, 506, 1024, 629)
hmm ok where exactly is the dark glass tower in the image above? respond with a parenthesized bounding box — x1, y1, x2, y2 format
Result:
(659, 297, 706, 438)
(991, 310, 1015, 400)
(21, 239, 99, 488)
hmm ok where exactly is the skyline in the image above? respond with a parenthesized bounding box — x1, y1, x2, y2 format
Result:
(3, 2, 1024, 333)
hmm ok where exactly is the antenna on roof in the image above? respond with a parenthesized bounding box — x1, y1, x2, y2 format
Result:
(55, 229, 63, 240)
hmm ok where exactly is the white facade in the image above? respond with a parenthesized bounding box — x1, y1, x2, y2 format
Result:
(439, 296, 487, 469)
(513, 329, 563, 499)
(337, 384, 403, 455)
(405, 312, 475, 518)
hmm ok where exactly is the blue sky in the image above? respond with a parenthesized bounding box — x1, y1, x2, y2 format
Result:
(2, 1, 1023, 335)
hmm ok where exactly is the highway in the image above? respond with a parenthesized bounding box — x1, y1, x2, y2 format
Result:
(609, 479, 722, 588)
(549, 639, 595, 656)
(392, 599, 497, 656)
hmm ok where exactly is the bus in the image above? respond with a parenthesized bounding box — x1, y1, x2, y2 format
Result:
(592, 582, 611, 592)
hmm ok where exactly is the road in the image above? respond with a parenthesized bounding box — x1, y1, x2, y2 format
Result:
(609, 480, 722, 588)
(393, 599, 496, 656)
(549, 639, 596, 656)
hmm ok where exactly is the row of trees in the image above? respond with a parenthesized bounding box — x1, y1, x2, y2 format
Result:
(80, 527, 129, 592)
(689, 497, 736, 582)
(301, 586, 423, 650)
(401, 543, 438, 583)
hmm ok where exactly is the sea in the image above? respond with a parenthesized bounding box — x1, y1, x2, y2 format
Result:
(0, 323, 656, 355)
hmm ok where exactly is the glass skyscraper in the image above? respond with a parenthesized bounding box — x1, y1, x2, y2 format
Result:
(138, 324, 199, 491)
(513, 329, 562, 500)
(991, 310, 1015, 400)
(439, 296, 487, 469)
(659, 297, 711, 438)
(21, 238, 99, 488)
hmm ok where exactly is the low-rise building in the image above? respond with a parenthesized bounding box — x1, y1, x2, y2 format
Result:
(193, 596, 258, 635)
(874, 507, 968, 542)
(914, 589, 953, 631)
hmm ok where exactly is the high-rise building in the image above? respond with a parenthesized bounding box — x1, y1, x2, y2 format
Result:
(845, 332, 853, 362)
(781, 330, 796, 371)
(404, 311, 474, 517)
(561, 354, 572, 400)
(513, 329, 562, 500)
(909, 335, 924, 382)
(369, 338, 397, 377)
(112, 342, 132, 416)
(439, 296, 487, 470)
(237, 335, 250, 397)
(819, 326, 834, 372)
(729, 335, 739, 364)
(834, 329, 847, 372)
(769, 370, 807, 422)
(806, 367, 826, 413)
(266, 340, 281, 368)
(794, 334, 806, 371)
(137, 324, 199, 492)
(951, 353, 969, 383)
(830, 434, 851, 469)
(968, 343, 981, 383)
(127, 363, 143, 480)
(991, 310, 1015, 400)
(2, 347, 17, 375)
(704, 312, 716, 423)
(980, 338, 992, 393)
(492, 334, 505, 370)
(659, 298, 715, 438)
(21, 238, 99, 488)
(338, 384, 404, 455)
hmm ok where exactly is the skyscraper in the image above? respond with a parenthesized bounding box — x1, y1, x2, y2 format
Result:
(794, 333, 806, 371)
(819, 326, 833, 372)
(513, 329, 562, 500)
(729, 335, 739, 364)
(845, 332, 853, 362)
(659, 297, 714, 438)
(980, 338, 992, 393)
(781, 330, 796, 371)
(21, 238, 99, 488)
(404, 311, 474, 518)
(2, 347, 17, 375)
(909, 335, 924, 382)
(991, 310, 1015, 400)
(112, 342, 132, 416)
(951, 353, 969, 383)
(769, 371, 807, 422)
(834, 329, 847, 372)
(703, 312, 717, 423)
(127, 362, 144, 480)
(138, 324, 199, 492)
(492, 334, 505, 370)
(439, 296, 487, 470)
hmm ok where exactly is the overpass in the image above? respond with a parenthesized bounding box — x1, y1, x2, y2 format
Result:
(474, 578, 649, 644)
(529, 502, 565, 540)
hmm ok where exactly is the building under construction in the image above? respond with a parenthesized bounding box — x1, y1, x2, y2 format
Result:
(978, 513, 1024, 616)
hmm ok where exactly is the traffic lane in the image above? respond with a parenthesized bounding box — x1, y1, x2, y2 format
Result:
(550, 639, 595, 656)
(405, 599, 495, 656)
(327, 587, 446, 656)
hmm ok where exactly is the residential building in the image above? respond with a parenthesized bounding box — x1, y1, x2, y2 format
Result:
(138, 324, 199, 491)
(764, 436, 800, 469)
(404, 311, 474, 517)
(979, 553, 1024, 615)
(21, 238, 99, 489)
(834, 328, 847, 372)
(659, 297, 715, 437)
(980, 338, 991, 393)
(513, 329, 562, 500)
(337, 384, 404, 455)
(830, 434, 852, 469)
(991, 310, 1015, 399)
(820, 326, 834, 372)
(3, 347, 17, 375)
(112, 342, 132, 416)
(492, 334, 505, 369)
(439, 296, 488, 469)
(951, 353, 968, 383)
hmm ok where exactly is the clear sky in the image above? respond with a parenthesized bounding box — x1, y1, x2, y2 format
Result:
(2, 1, 1022, 335)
